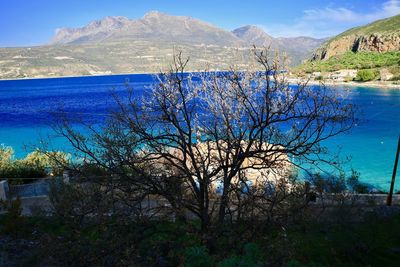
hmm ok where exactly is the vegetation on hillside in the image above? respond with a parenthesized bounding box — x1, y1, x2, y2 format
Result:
(310, 14, 400, 63)
(388, 65, 400, 81)
(297, 51, 400, 73)
(354, 69, 379, 82)
(314, 14, 400, 56)
(333, 14, 400, 39)
(2, 180, 400, 266)
(0, 145, 68, 182)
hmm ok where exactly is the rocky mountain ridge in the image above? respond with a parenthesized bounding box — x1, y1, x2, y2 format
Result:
(0, 11, 326, 79)
(51, 11, 325, 63)
(51, 11, 242, 46)
(312, 14, 400, 60)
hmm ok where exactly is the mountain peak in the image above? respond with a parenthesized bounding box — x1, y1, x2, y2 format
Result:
(233, 25, 267, 35)
(232, 25, 274, 47)
(235, 25, 263, 31)
(51, 15, 131, 44)
(87, 16, 130, 29)
(142, 10, 167, 19)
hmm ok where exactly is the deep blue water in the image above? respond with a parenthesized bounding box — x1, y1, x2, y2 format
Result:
(0, 74, 399, 190)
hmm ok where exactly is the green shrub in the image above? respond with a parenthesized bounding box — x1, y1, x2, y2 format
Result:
(184, 246, 214, 267)
(346, 170, 369, 193)
(0, 197, 25, 237)
(355, 69, 377, 81)
(308, 173, 347, 194)
(308, 171, 370, 194)
(286, 259, 325, 267)
(0, 147, 68, 180)
(343, 75, 353, 82)
(24, 150, 69, 176)
(388, 65, 400, 76)
(217, 243, 263, 267)
(0, 160, 47, 181)
(389, 75, 400, 81)
(0, 145, 14, 165)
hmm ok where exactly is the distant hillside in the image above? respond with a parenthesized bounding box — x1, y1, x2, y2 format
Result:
(0, 11, 324, 79)
(296, 14, 400, 75)
(312, 14, 400, 61)
(298, 51, 400, 73)
(232, 26, 325, 65)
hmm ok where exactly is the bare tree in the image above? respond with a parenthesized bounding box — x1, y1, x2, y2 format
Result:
(51, 48, 355, 240)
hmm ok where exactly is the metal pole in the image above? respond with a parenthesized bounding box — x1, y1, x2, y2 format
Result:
(387, 135, 400, 206)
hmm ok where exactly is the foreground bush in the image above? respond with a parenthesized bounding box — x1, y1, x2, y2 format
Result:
(2, 208, 400, 266)
(0, 197, 24, 237)
(0, 161, 47, 181)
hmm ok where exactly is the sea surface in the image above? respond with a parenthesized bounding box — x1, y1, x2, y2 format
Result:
(0, 74, 399, 190)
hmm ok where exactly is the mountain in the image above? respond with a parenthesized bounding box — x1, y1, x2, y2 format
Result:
(232, 25, 275, 47)
(51, 11, 242, 47)
(52, 11, 325, 59)
(312, 14, 400, 61)
(277, 37, 328, 56)
(232, 26, 325, 64)
(0, 11, 325, 79)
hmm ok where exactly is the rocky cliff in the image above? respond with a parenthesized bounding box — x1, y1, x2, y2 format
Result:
(312, 14, 400, 61)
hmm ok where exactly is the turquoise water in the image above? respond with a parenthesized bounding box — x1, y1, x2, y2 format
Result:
(0, 74, 399, 190)
(0, 74, 154, 155)
(323, 87, 400, 190)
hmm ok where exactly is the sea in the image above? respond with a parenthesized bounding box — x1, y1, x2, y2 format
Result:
(0, 74, 399, 190)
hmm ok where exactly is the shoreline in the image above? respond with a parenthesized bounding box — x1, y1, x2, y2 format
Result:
(0, 71, 162, 82)
(1, 72, 400, 89)
(306, 79, 400, 89)
(287, 77, 400, 89)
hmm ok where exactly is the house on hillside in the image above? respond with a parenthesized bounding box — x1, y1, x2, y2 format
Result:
(329, 69, 357, 82)
(152, 140, 292, 192)
(380, 68, 394, 81)
(311, 72, 322, 77)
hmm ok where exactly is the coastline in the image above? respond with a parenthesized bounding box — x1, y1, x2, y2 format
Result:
(0, 71, 162, 82)
(310, 80, 400, 89)
(288, 78, 400, 89)
(1, 72, 400, 89)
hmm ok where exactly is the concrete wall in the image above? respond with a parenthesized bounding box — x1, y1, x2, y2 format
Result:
(19, 196, 53, 216)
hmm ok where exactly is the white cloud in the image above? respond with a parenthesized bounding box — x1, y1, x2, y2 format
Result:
(264, 0, 400, 38)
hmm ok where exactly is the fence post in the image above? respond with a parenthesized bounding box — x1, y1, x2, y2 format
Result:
(63, 170, 70, 183)
(387, 135, 400, 206)
(0, 180, 9, 200)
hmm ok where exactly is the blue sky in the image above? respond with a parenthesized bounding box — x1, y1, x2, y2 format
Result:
(0, 0, 399, 47)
